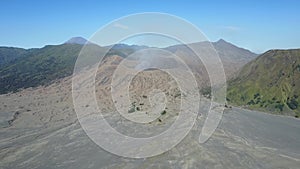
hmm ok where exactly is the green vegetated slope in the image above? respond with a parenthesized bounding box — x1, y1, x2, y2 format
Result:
(0, 44, 82, 93)
(0, 47, 30, 66)
(0, 43, 117, 94)
(0, 40, 149, 95)
(227, 49, 300, 117)
(0, 40, 137, 94)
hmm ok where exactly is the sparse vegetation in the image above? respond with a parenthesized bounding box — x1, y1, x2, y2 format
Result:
(287, 97, 298, 110)
(161, 110, 167, 115)
(128, 107, 135, 113)
(174, 93, 181, 98)
(128, 102, 142, 113)
(275, 103, 284, 111)
(200, 87, 211, 98)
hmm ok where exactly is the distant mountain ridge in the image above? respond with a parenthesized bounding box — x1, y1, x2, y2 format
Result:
(106, 43, 149, 57)
(64, 37, 92, 45)
(165, 39, 257, 81)
(0, 37, 257, 94)
(0, 47, 29, 66)
(213, 39, 257, 78)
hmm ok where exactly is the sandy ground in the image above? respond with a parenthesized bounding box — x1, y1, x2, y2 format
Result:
(0, 55, 299, 169)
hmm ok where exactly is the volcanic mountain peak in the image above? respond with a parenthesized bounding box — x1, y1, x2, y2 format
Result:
(64, 37, 92, 45)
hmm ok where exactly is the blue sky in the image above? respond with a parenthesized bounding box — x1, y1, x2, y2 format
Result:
(0, 0, 299, 53)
